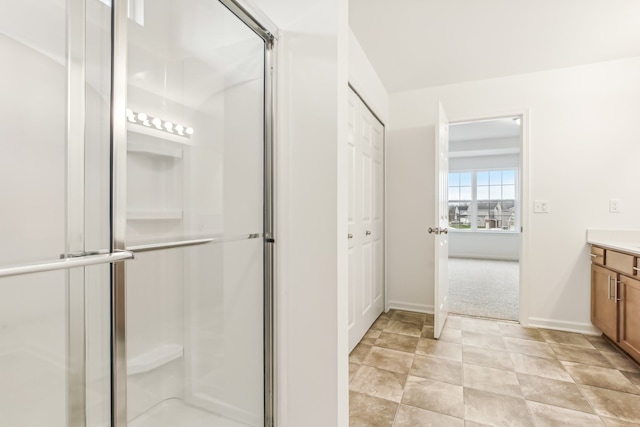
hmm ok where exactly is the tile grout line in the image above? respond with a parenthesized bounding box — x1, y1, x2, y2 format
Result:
(391, 350, 416, 426)
(353, 310, 640, 426)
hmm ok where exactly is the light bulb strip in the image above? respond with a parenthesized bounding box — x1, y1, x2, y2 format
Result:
(126, 109, 194, 138)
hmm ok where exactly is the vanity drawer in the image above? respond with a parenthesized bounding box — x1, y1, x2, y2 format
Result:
(606, 250, 635, 276)
(590, 246, 605, 265)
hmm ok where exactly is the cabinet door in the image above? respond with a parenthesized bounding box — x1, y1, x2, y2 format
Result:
(619, 275, 640, 362)
(591, 264, 618, 340)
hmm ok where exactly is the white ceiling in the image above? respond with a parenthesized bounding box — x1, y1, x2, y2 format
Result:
(449, 118, 521, 157)
(349, 0, 640, 93)
(450, 118, 520, 143)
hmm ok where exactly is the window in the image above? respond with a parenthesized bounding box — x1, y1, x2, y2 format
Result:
(448, 172, 472, 230)
(448, 169, 517, 232)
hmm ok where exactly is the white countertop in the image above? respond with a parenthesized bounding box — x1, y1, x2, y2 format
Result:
(587, 229, 640, 256)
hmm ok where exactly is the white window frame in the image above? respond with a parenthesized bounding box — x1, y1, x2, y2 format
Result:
(448, 168, 519, 233)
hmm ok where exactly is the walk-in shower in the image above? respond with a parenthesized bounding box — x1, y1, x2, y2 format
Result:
(0, 0, 274, 425)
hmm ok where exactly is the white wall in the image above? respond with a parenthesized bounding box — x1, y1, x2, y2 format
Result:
(348, 29, 389, 124)
(449, 232, 520, 261)
(385, 126, 435, 312)
(253, 0, 349, 426)
(387, 56, 640, 333)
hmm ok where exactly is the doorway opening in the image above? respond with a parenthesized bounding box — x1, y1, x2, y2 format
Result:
(447, 117, 522, 321)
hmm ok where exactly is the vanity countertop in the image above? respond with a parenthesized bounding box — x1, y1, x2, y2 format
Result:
(586, 229, 640, 256)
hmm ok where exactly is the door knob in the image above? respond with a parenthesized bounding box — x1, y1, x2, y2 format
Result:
(365, 230, 372, 236)
(442, 228, 448, 234)
(348, 233, 353, 239)
(428, 227, 440, 234)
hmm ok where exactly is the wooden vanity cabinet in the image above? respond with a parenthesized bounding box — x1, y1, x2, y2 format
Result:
(619, 275, 640, 362)
(590, 245, 640, 364)
(591, 263, 619, 341)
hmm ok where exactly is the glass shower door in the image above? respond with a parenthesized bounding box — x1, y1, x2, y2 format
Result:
(0, 1, 119, 426)
(118, 1, 270, 426)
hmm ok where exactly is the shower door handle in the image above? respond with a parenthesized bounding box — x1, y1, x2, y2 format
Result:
(0, 251, 135, 279)
(125, 233, 264, 253)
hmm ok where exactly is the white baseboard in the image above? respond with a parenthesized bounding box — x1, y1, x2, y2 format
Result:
(449, 255, 520, 262)
(527, 317, 601, 336)
(386, 300, 434, 314)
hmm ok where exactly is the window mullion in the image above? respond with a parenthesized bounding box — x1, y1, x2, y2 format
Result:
(471, 171, 477, 231)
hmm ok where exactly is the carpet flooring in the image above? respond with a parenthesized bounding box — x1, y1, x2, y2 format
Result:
(448, 258, 519, 321)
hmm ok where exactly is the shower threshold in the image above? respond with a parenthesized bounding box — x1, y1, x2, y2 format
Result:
(129, 398, 252, 427)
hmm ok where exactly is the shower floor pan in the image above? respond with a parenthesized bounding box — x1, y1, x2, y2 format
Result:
(129, 398, 252, 427)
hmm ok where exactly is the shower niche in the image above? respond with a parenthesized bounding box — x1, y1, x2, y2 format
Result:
(126, 122, 188, 242)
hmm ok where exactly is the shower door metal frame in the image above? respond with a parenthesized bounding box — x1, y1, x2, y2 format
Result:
(109, 0, 277, 425)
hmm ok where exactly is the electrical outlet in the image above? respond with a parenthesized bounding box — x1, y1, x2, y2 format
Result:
(610, 199, 621, 213)
(534, 200, 549, 213)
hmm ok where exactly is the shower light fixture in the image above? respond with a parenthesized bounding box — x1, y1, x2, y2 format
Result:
(126, 109, 193, 138)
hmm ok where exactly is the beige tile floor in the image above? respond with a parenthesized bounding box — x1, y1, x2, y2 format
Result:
(349, 310, 640, 427)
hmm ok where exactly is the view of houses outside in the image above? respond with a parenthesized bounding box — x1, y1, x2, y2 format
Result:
(449, 169, 517, 231)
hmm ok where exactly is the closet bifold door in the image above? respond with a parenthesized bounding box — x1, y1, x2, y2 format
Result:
(112, 0, 275, 425)
(0, 1, 127, 426)
(347, 87, 385, 352)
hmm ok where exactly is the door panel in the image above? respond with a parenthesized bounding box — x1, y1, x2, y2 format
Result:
(590, 264, 618, 340)
(0, 265, 113, 427)
(619, 275, 640, 360)
(373, 161, 383, 221)
(374, 239, 384, 301)
(348, 145, 356, 224)
(362, 243, 373, 313)
(0, 2, 114, 426)
(0, 2, 68, 267)
(347, 92, 360, 336)
(348, 248, 356, 329)
(0, 270, 68, 426)
(362, 154, 373, 223)
(348, 89, 385, 352)
(125, 0, 265, 249)
(434, 102, 450, 339)
(124, 1, 267, 425)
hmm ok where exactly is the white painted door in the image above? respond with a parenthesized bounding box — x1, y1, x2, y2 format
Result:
(433, 102, 450, 339)
(348, 89, 384, 352)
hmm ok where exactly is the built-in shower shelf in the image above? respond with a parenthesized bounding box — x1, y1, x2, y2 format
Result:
(127, 210, 183, 220)
(128, 140, 184, 159)
(128, 123, 192, 145)
(128, 343, 184, 375)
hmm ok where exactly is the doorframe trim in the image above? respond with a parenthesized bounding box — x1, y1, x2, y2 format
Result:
(448, 109, 531, 326)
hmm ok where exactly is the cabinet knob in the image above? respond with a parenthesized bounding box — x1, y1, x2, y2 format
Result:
(348, 233, 353, 239)
(365, 230, 372, 236)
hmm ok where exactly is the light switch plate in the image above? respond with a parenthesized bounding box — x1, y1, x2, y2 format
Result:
(534, 200, 549, 213)
(610, 199, 621, 213)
